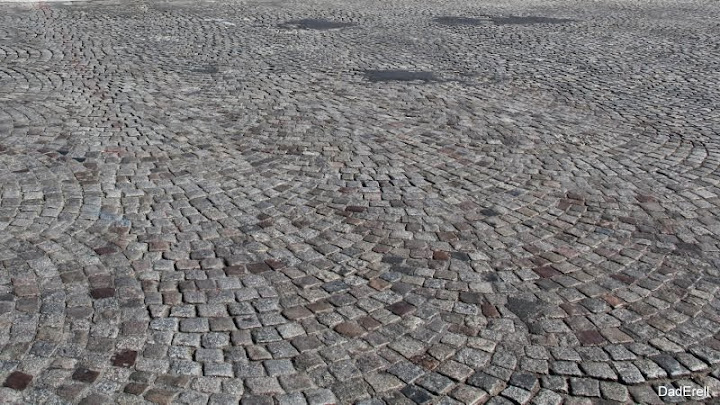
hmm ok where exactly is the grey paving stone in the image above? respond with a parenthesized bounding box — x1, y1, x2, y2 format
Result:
(600, 381, 629, 402)
(613, 362, 646, 385)
(467, 373, 506, 396)
(387, 362, 426, 384)
(569, 378, 600, 397)
(245, 377, 284, 395)
(509, 372, 539, 392)
(416, 372, 455, 395)
(651, 354, 691, 378)
(401, 385, 434, 404)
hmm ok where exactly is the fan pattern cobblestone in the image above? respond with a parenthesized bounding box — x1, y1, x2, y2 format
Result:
(1, 0, 720, 403)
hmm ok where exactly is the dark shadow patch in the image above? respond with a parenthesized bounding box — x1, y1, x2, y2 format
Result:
(480, 208, 500, 217)
(191, 65, 219, 74)
(676, 242, 701, 252)
(672, 242, 702, 257)
(506, 297, 542, 323)
(364, 70, 437, 83)
(491, 16, 574, 25)
(382, 255, 405, 264)
(703, 276, 720, 285)
(391, 266, 414, 276)
(280, 18, 354, 30)
(434, 16, 488, 26)
(595, 227, 613, 236)
(451, 252, 471, 261)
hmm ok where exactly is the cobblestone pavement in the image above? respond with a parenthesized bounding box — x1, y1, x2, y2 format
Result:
(1, 0, 720, 403)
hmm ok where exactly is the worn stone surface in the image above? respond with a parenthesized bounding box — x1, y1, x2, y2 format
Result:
(0, 0, 719, 403)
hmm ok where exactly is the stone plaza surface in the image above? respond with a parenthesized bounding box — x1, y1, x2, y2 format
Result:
(0, 0, 719, 403)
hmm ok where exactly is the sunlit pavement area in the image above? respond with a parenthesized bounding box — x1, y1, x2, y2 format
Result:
(1, 0, 720, 403)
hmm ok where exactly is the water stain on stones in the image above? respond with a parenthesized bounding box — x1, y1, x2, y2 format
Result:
(434, 16, 488, 26)
(490, 16, 574, 25)
(280, 18, 354, 30)
(364, 70, 437, 83)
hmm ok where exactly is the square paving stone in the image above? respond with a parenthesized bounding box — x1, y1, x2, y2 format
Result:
(72, 367, 100, 383)
(500, 386, 532, 404)
(387, 301, 416, 316)
(614, 362, 645, 384)
(600, 381, 629, 402)
(124, 382, 149, 395)
(401, 384, 434, 404)
(112, 350, 138, 367)
(283, 306, 313, 320)
(246, 377, 284, 395)
(79, 394, 111, 405)
(331, 378, 371, 402)
(531, 389, 563, 405)
(410, 354, 440, 371)
(387, 361, 425, 383)
(279, 373, 315, 391)
(449, 385, 488, 404)
(205, 363, 234, 377)
(467, 372, 505, 396)
(3, 371, 33, 390)
(455, 348, 491, 368)
(576, 330, 607, 346)
(241, 395, 274, 405)
(265, 359, 295, 376)
(329, 359, 362, 380)
(57, 383, 86, 400)
(651, 354, 690, 377)
(144, 388, 176, 405)
(364, 372, 404, 392)
(570, 378, 600, 397)
(180, 318, 210, 332)
(90, 287, 116, 299)
(252, 328, 283, 343)
(335, 321, 366, 338)
(305, 388, 337, 405)
(416, 372, 455, 395)
(508, 372, 538, 392)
